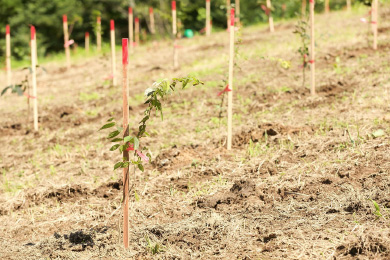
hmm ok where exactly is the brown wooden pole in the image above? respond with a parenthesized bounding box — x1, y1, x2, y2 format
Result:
(310, 0, 316, 95)
(206, 0, 211, 36)
(372, 0, 378, 50)
(227, 8, 235, 150)
(110, 20, 116, 86)
(172, 1, 178, 69)
(5, 25, 11, 87)
(129, 7, 134, 54)
(347, 0, 351, 12)
(149, 7, 155, 34)
(97, 16, 102, 52)
(31, 26, 38, 131)
(226, 0, 230, 29)
(325, 0, 330, 14)
(63, 15, 71, 69)
(267, 0, 274, 32)
(85, 32, 90, 54)
(135, 17, 140, 47)
(302, 0, 307, 17)
(236, 0, 240, 25)
(121, 38, 129, 249)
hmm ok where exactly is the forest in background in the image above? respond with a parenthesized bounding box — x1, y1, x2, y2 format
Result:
(0, 0, 372, 60)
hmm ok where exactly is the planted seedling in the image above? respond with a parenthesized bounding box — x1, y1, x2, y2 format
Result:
(100, 76, 203, 173)
(293, 16, 310, 88)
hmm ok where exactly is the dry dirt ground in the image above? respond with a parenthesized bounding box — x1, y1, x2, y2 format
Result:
(1, 6, 390, 260)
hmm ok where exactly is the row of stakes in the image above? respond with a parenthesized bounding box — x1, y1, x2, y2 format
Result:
(1, 0, 380, 249)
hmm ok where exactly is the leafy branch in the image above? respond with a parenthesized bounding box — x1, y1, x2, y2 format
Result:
(293, 16, 310, 88)
(100, 76, 203, 172)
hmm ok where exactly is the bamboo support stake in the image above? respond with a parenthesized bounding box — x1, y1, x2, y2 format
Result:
(128, 8, 134, 53)
(135, 17, 140, 47)
(206, 0, 211, 36)
(5, 25, 11, 87)
(347, 0, 351, 12)
(149, 7, 155, 34)
(85, 32, 90, 54)
(236, 0, 240, 25)
(372, 0, 378, 50)
(227, 8, 235, 150)
(110, 20, 117, 86)
(302, 0, 307, 17)
(172, 1, 177, 35)
(31, 26, 38, 131)
(267, 0, 274, 32)
(226, 0, 230, 29)
(325, 0, 330, 14)
(97, 16, 102, 52)
(121, 38, 130, 249)
(310, 0, 315, 95)
(63, 15, 71, 69)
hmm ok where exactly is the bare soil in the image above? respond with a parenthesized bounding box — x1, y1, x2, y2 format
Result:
(1, 7, 390, 260)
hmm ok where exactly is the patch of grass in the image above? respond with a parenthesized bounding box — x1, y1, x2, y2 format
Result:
(79, 92, 100, 102)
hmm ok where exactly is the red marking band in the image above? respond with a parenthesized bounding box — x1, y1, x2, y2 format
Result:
(149, 7, 153, 14)
(136, 151, 149, 162)
(24, 92, 36, 99)
(217, 85, 232, 96)
(122, 38, 128, 65)
(85, 32, 89, 37)
(230, 8, 235, 26)
(261, 5, 271, 16)
(30, 26, 36, 40)
(129, 7, 133, 14)
(135, 17, 139, 23)
(126, 144, 134, 151)
(110, 20, 115, 31)
(97, 17, 101, 23)
(63, 15, 67, 23)
(174, 44, 183, 49)
(104, 74, 114, 80)
(172, 1, 176, 11)
(309, 0, 314, 3)
(206, 0, 210, 2)
(6, 25, 10, 35)
(309, 60, 315, 64)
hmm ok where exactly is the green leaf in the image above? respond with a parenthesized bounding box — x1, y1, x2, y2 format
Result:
(110, 144, 120, 151)
(123, 136, 133, 143)
(99, 122, 115, 131)
(1, 86, 12, 96)
(133, 137, 139, 150)
(114, 162, 123, 170)
(107, 117, 115, 122)
(111, 138, 122, 142)
(372, 129, 385, 138)
(108, 130, 120, 139)
(138, 164, 144, 172)
(372, 200, 380, 212)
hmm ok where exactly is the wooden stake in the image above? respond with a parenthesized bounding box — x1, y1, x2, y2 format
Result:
(128, 8, 134, 54)
(121, 38, 130, 249)
(372, 0, 378, 50)
(236, 0, 240, 25)
(310, 0, 315, 95)
(172, 1, 178, 69)
(63, 15, 71, 69)
(97, 16, 102, 52)
(226, 0, 230, 29)
(5, 25, 11, 87)
(227, 8, 235, 150)
(135, 17, 140, 47)
(31, 26, 38, 131)
(206, 0, 211, 36)
(347, 0, 351, 12)
(302, 0, 307, 17)
(325, 0, 330, 14)
(266, 0, 274, 32)
(110, 20, 116, 86)
(85, 32, 90, 54)
(149, 7, 155, 34)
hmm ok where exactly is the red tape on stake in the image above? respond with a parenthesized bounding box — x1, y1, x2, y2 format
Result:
(122, 38, 128, 65)
(64, 39, 74, 47)
(261, 5, 270, 16)
(97, 16, 101, 23)
(129, 7, 133, 14)
(135, 17, 139, 23)
(30, 26, 35, 40)
(6, 25, 10, 35)
(126, 144, 149, 162)
(230, 8, 235, 26)
(104, 74, 114, 80)
(217, 85, 232, 96)
(149, 7, 153, 14)
(24, 92, 36, 99)
(110, 20, 115, 31)
(174, 44, 183, 49)
(63, 14, 67, 23)
(309, 0, 314, 3)
(85, 32, 89, 37)
(309, 60, 315, 64)
(172, 1, 176, 11)
(360, 18, 376, 24)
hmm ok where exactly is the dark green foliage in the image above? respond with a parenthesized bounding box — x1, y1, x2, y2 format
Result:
(0, 0, 361, 61)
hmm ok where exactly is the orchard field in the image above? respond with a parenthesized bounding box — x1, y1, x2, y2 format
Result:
(1, 4, 390, 260)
